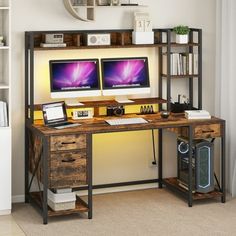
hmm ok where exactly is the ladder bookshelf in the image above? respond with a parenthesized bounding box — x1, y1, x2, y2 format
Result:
(0, 0, 11, 215)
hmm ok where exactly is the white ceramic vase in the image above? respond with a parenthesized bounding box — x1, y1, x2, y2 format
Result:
(175, 34, 188, 44)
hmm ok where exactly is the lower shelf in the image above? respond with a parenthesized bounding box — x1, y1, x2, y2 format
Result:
(30, 192, 89, 217)
(163, 177, 223, 200)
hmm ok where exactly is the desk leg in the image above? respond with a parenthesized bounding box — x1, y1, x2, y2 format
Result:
(42, 136, 49, 224)
(188, 125, 193, 207)
(87, 134, 93, 219)
(221, 121, 226, 203)
(25, 128, 30, 203)
(158, 129, 163, 188)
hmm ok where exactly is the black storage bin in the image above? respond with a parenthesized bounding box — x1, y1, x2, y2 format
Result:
(171, 103, 191, 113)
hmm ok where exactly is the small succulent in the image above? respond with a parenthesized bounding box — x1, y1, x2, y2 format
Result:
(173, 25, 190, 35)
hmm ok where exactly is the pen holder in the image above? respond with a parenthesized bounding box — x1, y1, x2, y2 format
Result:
(171, 103, 191, 113)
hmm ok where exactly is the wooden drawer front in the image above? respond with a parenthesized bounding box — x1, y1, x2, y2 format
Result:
(194, 124, 221, 139)
(49, 151, 87, 188)
(50, 134, 86, 151)
(179, 123, 221, 139)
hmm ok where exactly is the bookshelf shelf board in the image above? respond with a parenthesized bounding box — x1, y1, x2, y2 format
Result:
(72, 6, 94, 9)
(0, 6, 10, 10)
(0, 46, 10, 50)
(163, 178, 223, 200)
(96, 5, 148, 8)
(161, 42, 200, 47)
(0, 83, 9, 89)
(33, 44, 164, 51)
(0, 126, 10, 129)
(161, 74, 199, 78)
(31, 192, 89, 217)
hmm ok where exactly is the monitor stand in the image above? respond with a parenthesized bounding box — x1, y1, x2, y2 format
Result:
(115, 96, 134, 104)
(65, 99, 84, 106)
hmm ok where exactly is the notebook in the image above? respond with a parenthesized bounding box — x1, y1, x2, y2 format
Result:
(42, 101, 80, 129)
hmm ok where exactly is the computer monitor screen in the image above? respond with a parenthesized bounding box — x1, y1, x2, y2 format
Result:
(101, 57, 150, 102)
(49, 59, 101, 105)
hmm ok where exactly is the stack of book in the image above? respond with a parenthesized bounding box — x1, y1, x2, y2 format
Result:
(185, 110, 211, 119)
(162, 53, 198, 76)
(0, 101, 8, 127)
(40, 43, 66, 48)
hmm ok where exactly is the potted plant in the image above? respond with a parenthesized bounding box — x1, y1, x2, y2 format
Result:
(173, 25, 190, 44)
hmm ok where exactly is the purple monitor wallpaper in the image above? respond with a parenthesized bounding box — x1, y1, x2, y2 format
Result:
(50, 60, 99, 91)
(102, 58, 149, 89)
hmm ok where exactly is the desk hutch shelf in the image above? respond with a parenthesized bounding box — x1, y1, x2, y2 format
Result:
(25, 28, 225, 224)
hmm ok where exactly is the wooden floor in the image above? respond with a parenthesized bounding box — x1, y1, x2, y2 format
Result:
(0, 214, 25, 236)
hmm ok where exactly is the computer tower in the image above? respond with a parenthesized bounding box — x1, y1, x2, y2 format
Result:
(177, 137, 214, 193)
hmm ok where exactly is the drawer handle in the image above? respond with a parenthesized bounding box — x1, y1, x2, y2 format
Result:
(202, 129, 214, 133)
(62, 158, 76, 163)
(61, 141, 76, 145)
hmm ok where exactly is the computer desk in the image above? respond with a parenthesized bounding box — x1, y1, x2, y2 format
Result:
(25, 113, 226, 224)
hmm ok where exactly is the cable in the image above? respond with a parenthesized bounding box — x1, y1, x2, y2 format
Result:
(151, 129, 157, 165)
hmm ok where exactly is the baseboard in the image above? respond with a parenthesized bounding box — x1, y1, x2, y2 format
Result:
(12, 195, 25, 203)
(12, 183, 158, 203)
(0, 209, 11, 215)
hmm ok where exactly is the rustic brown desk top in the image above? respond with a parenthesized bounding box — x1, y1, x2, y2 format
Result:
(27, 113, 225, 136)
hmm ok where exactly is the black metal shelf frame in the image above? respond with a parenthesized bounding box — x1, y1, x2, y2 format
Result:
(157, 28, 202, 111)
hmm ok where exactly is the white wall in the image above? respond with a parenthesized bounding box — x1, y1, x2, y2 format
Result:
(11, 0, 216, 199)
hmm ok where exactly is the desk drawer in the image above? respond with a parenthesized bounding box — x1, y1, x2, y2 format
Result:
(179, 123, 221, 139)
(49, 151, 87, 188)
(50, 134, 86, 151)
(193, 124, 221, 139)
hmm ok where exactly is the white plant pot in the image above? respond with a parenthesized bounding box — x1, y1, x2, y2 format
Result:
(176, 34, 188, 44)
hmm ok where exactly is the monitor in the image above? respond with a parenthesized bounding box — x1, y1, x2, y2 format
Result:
(49, 59, 101, 106)
(101, 57, 150, 103)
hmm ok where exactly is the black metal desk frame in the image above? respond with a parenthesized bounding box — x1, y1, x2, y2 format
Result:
(25, 120, 226, 224)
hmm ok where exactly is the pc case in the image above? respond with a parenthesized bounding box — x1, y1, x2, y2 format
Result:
(177, 137, 214, 193)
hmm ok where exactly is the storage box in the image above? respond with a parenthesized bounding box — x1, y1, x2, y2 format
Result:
(132, 31, 154, 44)
(171, 103, 191, 113)
(47, 189, 76, 211)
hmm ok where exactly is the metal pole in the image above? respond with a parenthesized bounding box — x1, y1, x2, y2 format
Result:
(188, 125, 193, 207)
(42, 136, 49, 224)
(87, 134, 93, 219)
(221, 121, 226, 203)
(158, 129, 163, 188)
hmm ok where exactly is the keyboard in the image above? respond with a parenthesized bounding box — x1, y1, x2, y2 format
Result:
(106, 117, 148, 126)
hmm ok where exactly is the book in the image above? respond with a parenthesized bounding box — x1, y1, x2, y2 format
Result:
(162, 53, 167, 74)
(193, 53, 198, 74)
(181, 53, 186, 75)
(0, 101, 8, 127)
(188, 53, 193, 75)
(185, 110, 211, 119)
(40, 43, 66, 48)
(3, 101, 7, 126)
(0, 101, 4, 126)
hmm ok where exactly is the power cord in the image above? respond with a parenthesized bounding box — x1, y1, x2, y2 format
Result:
(151, 129, 157, 165)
